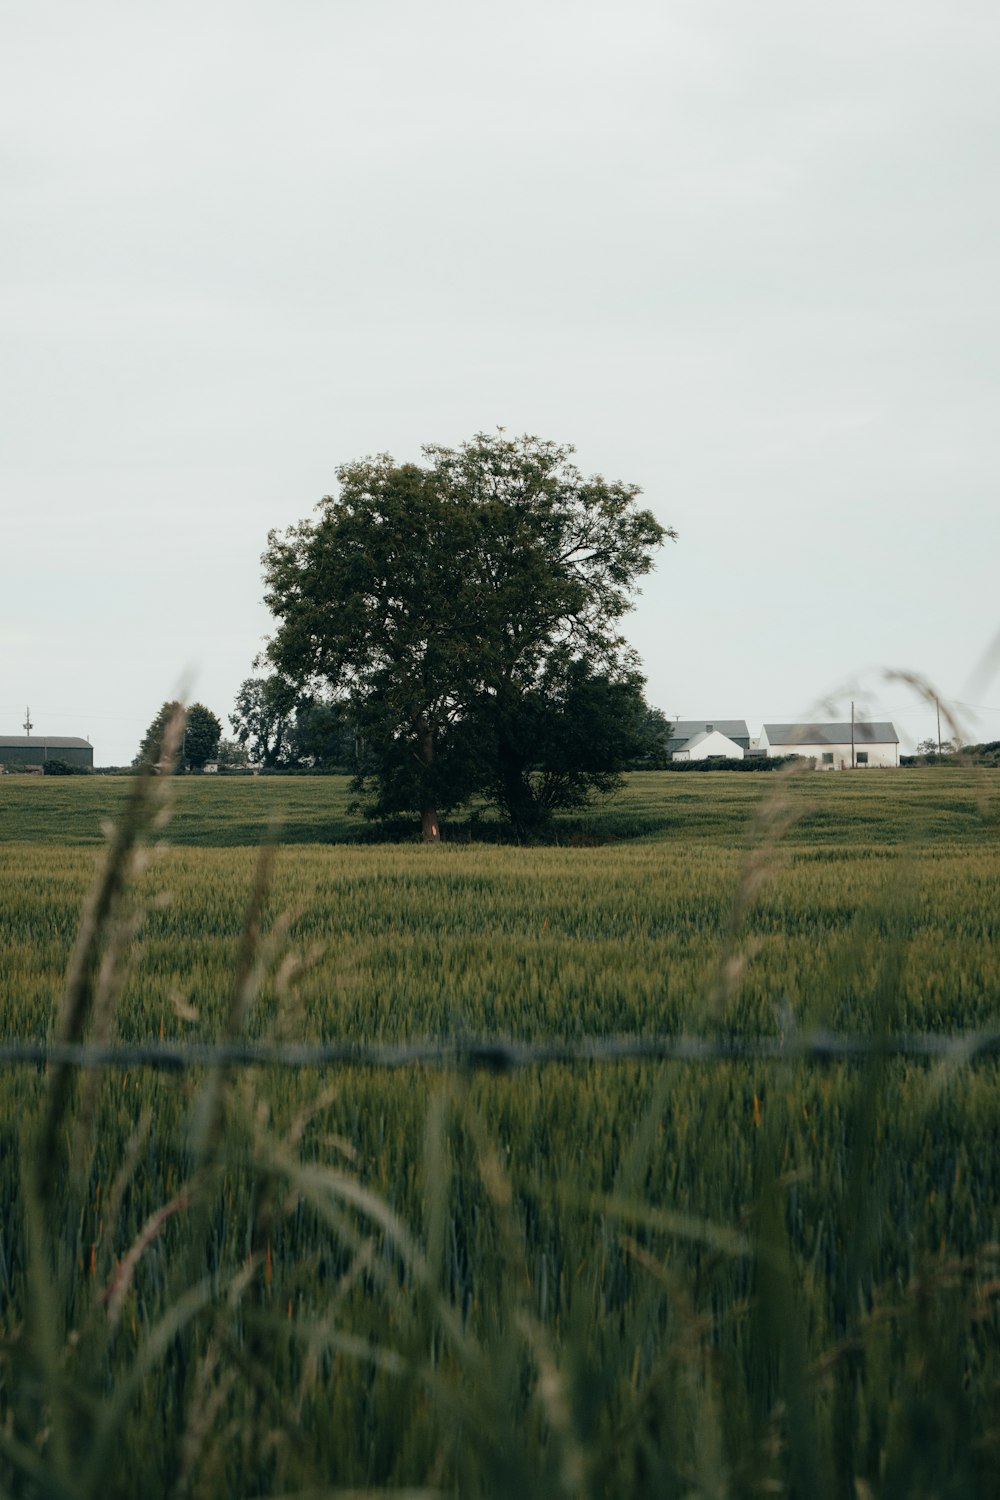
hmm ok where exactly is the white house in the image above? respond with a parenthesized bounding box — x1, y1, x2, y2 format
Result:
(761, 722, 900, 769)
(667, 719, 750, 757)
(672, 728, 745, 761)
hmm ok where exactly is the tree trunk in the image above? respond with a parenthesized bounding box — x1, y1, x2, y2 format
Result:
(496, 736, 537, 841)
(417, 722, 440, 843)
(421, 805, 440, 843)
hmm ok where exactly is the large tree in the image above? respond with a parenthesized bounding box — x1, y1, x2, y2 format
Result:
(261, 431, 671, 839)
(230, 678, 358, 769)
(184, 703, 222, 770)
(230, 676, 297, 767)
(135, 701, 221, 772)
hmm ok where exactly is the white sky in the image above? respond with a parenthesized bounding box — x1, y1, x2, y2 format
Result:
(3, 0, 999, 763)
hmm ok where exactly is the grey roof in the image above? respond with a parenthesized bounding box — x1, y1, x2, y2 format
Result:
(764, 722, 899, 746)
(0, 736, 92, 748)
(669, 719, 749, 740)
(679, 729, 744, 753)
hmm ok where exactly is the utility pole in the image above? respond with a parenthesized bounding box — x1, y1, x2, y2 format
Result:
(851, 700, 855, 770)
(23, 706, 32, 737)
(936, 697, 942, 756)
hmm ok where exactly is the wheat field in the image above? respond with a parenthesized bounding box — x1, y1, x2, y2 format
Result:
(0, 768, 998, 1498)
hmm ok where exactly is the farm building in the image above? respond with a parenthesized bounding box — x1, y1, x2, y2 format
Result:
(671, 728, 745, 761)
(0, 736, 94, 770)
(667, 719, 750, 757)
(761, 722, 899, 769)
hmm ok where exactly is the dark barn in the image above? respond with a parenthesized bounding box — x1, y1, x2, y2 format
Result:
(0, 736, 94, 770)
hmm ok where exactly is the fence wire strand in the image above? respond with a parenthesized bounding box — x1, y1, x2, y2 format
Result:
(1, 1029, 999, 1072)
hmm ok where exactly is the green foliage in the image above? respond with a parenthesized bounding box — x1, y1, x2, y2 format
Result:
(476, 655, 653, 836)
(261, 431, 672, 837)
(135, 701, 221, 772)
(916, 737, 959, 760)
(914, 740, 1000, 768)
(230, 679, 359, 771)
(215, 737, 249, 769)
(133, 700, 180, 768)
(624, 704, 673, 768)
(183, 703, 222, 770)
(969, 739, 1000, 766)
(41, 758, 88, 776)
(286, 693, 358, 769)
(229, 675, 297, 767)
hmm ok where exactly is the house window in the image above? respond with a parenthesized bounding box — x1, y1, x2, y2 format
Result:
(857, 751, 869, 765)
(821, 752, 833, 765)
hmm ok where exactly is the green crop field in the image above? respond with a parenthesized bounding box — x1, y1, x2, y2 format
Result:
(1, 768, 998, 1498)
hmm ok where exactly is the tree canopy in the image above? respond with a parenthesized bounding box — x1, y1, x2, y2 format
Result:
(135, 701, 221, 772)
(230, 677, 359, 770)
(261, 431, 672, 838)
(230, 676, 296, 768)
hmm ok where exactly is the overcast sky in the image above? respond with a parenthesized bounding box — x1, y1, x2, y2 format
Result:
(3, 0, 999, 764)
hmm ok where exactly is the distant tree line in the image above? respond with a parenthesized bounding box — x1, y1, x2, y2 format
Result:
(136, 686, 678, 782)
(229, 679, 359, 770)
(902, 739, 1000, 767)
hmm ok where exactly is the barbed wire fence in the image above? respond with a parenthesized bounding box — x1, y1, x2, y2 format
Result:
(2, 1028, 999, 1072)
